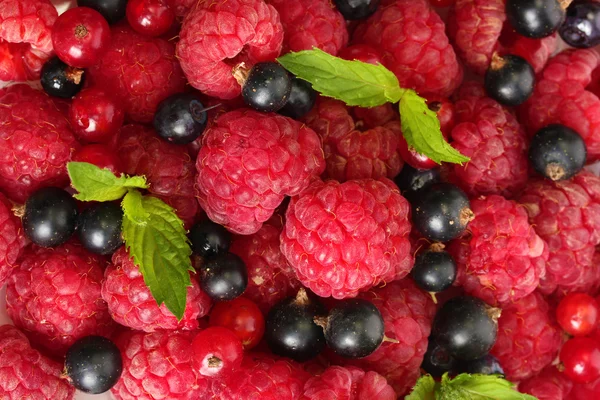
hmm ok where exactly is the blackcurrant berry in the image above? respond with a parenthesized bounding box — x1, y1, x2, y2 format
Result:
(22, 187, 78, 248)
(560, 1, 600, 48)
(64, 336, 123, 394)
(484, 54, 535, 106)
(153, 93, 209, 144)
(189, 219, 231, 259)
(334, 0, 380, 20)
(411, 245, 457, 302)
(77, 0, 128, 24)
(506, 0, 569, 38)
(40, 57, 85, 99)
(529, 124, 587, 181)
(238, 62, 292, 113)
(394, 164, 441, 203)
(421, 338, 457, 378)
(279, 76, 317, 120)
(200, 252, 248, 301)
(411, 183, 473, 243)
(455, 354, 505, 375)
(78, 202, 124, 255)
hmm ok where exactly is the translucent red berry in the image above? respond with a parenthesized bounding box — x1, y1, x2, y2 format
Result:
(191, 327, 244, 378)
(560, 337, 600, 384)
(126, 0, 175, 37)
(557, 293, 599, 337)
(338, 44, 383, 65)
(209, 297, 265, 350)
(429, 0, 456, 7)
(73, 144, 122, 175)
(69, 88, 124, 143)
(398, 135, 438, 170)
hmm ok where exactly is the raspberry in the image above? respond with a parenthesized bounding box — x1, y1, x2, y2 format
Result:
(5, 242, 116, 358)
(0, 0, 57, 81)
(101, 246, 211, 332)
(490, 292, 563, 381)
(447, 195, 548, 306)
(176, 0, 284, 99)
(352, 0, 463, 97)
(519, 366, 573, 400)
(0, 84, 79, 203)
(0, 192, 28, 287)
(196, 109, 325, 235)
(301, 366, 396, 400)
(266, 0, 348, 56)
(88, 23, 186, 123)
(0, 325, 75, 400)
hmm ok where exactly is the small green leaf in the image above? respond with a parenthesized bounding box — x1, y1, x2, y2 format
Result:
(122, 196, 194, 320)
(438, 373, 538, 400)
(399, 90, 470, 165)
(67, 162, 148, 202)
(122, 190, 150, 226)
(405, 375, 437, 400)
(277, 48, 403, 107)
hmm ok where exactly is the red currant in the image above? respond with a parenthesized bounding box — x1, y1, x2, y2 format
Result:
(126, 0, 175, 37)
(73, 144, 123, 175)
(425, 95, 456, 139)
(51, 7, 111, 68)
(557, 293, 599, 337)
(70, 88, 125, 143)
(209, 297, 265, 349)
(191, 327, 244, 378)
(338, 44, 383, 65)
(560, 337, 600, 384)
(429, 0, 456, 7)
(398, 135, 439, 170)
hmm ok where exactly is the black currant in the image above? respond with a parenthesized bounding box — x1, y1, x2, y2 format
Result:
(189, 219, 231, 259)
(78, 202, 124, 255)
(64, 336, 123, 394)
(506, 0, 570, 38)
(265, 288, 326, 362)
(279, 76, 317, 120)
(200, 252, 248, 301)
(411, 183, 473, 243)
(484, 54, 535, 106)
(560, 1, 600, 48)
(77, 0, 127, 24)
(334, 0, 380, 20)
(529, 124, 587, 181)
(411, 245, 457, 302)
(394, 164, 441, 203)
(22, 187, 78, 248)
(40, 57, 85, 99)
(455, 354, 505, 375)
(421, 338, 457, 378)
(153, 93, 209, 144)
(432, 296, 500, 361)
(238, 62, 292, 113)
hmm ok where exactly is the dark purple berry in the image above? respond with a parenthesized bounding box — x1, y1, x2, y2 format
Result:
(77, 0, 128, 24)
(240, 62, 292, 113)
(529, 124, 587, 181)
(485, 54, 535, 106)
(411, 246, 457, 298)
(560, 1, 600, 48)
(78, 202, 123, 255)
(200, 252, 248, 301)
(40, 57, 85, 99)
(279, 76, 317, 119)
(153, 93, 208, 144)
(334, 0, 380, 20)
(189, 219, 231, 259)
(506, 0, 568, 38)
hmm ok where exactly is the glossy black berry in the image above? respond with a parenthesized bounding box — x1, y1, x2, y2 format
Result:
(200, 252, 248, 301)
(529, 124, 587, 181)
(64, 336, 123, 394)
(432, 296, 500, 361)
(241, 62, 292, 113)
(153, 93, 208, 144)
(279, 76, 317, 119)
(22, 187, 78, 248)
(77, 0, 127, 24)
(455, 354, 505, 375)
(560, 1, 600, 48)
(506, 0, 568, 38)
(334, 0, 380, 20)
(394, 165, 441, 203)
(421, 339, 457, 378)
(484, 54, 535, 106)
(265, 288, 326, 362)
(411, 183, 473, 243)
(321, 299, 384, 359)
(189, 220, 231, 259)
(78, 202, 123, 255)
(411, 246, 457, 297)
(40, 57, 85, 98)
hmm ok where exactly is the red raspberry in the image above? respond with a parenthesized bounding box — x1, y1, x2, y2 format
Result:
(352, 0, 463, 97)
(88, 23, 186, 123)
(0, 84, 79, 203)
(351, 103, 398, 130)
(0, 192, 28, 287)
(5, 242, 116, 358)
(0, 325, 75, 400)
(490, 292, 563, 381)
(267, 0, 348, 56)
(101, 246, 211, 332)
(0, 0, 57, 81)
(519, 366, 573, 400)
(448, 195, 548, 306)
(176, 0, 284, 99)
(281, 178, 413, 299)
(196, 109, 325, 235)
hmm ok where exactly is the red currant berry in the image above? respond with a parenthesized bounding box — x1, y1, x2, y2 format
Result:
(209, 297, 265, 350)
(398, 135, 439, 170)
(338, 44, 383, 65)
(70, 88, 125, 143)
(73, 144, 123, 175)
(561, 337, 600, 384)
(51, 7, 111, 68)
(557, 293, 599, 337)
(126, 0, 175, 37)
(429, 0, 456, 7)
(191, 327, 243, 378)
(425, 95, 455, 139)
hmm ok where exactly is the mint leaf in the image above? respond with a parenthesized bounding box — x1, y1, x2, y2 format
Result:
(122, 195, 193, 320)
(438, 373, 538, 400)
(405, 375, 436, 400)
(122, 190, 150, 226)
(399, 90, 470, 165)
(67, 162, 148, 202)
(277, 48, 403, 107)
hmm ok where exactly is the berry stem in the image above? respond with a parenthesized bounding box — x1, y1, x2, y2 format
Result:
(382, 335, 400, 344)
(11, 204, 24, 218)
(207, 356, 222, 368)
(559, 0, 573, 10)
(294, 288, 310, 306)
(429, 292, 438, 304)
(233, 63, 250, 87)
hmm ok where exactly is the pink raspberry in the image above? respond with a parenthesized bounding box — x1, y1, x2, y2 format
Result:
(88, 23, 186, 123)
(101, 246, 211, 332)
(0, 0, 57, 81)
(267, 0, 348, 56)
(491, 292, 563, 381)
(519, 366, 573, 400)
(0, 192, 28, 287)
(0, 325, 75, 400)
(0, 84, 79, 203)
(196, 109, 325, 235)
(177, 0, 284, 99)
(301, 366, 396, 400)
(5, 242, 116, 358)
(351, 103, 398, 130)
(352, 0, 463, 97)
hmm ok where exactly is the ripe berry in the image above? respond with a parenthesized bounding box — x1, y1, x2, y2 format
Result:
(77, 0, 128, 24)
(429, 0, 456, 7)
(421, 339, 457, 377)
(411, 183, 474, 243)
(64, 336, 123, 394)
(73, 144, 123, 175)
(394, 164, 441, 202)
(265, 288, 326, 362)
(560, 337, 600, 383)
(338, 44, 384, 65)
(484, 54, 535, 106)
(279, 76, 317, 120)
(560, 1, 600, 48)
(191, 327, 244, 378)
(70, 88, 125, 143)
(506, 0, 568, 38)
(126, 0, 175, 37)
(40, 57, 85, 98)
(189, 219, 231, 259)
(200, 252, 248, 301)
(153, 93, 209, 144)
(209, 297, 265, 349)
(557, 293, 599, 337)
(22, 187, 78, 248)
(411, 245, 457, 302)
(334, 0, 380, 20)
(456, 354, 505, 375)
(238, 62, 292, 113)
(529, 124, 587, 181)
(398, 135, 439, 170)
(51, 7, 111, 68)
(78, 202, 124, 255)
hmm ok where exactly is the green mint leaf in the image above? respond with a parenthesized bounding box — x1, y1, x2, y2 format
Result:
(122, 190, 150, 226)
(277, 48, 403, 107)
(438, 373, 538, 400)
(399, 90, 470, 165)
(67, 162, 148, 202)
(405, 375, 436, 400)
(122, 195, 194, 320)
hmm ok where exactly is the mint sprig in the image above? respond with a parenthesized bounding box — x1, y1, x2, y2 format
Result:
(68, 162, 148, 201)
(405, 375, 436, 400)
